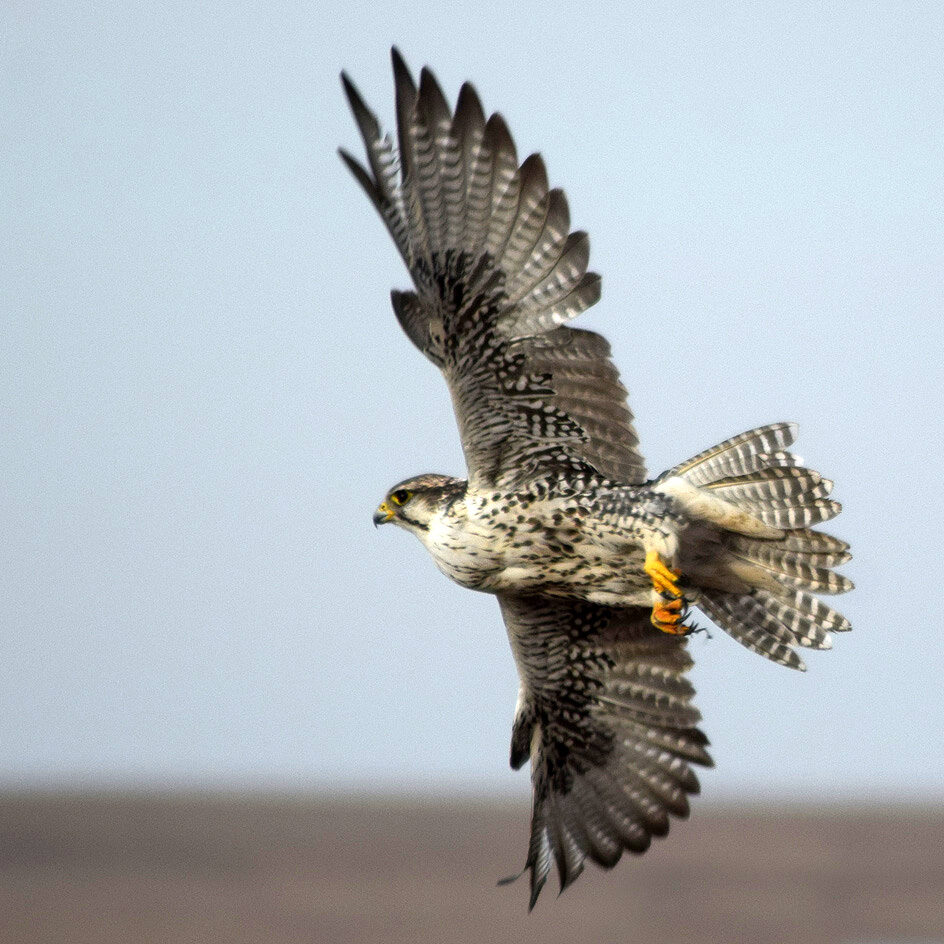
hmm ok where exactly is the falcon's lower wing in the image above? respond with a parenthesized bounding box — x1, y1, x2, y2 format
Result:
(497, 593, 712, 909)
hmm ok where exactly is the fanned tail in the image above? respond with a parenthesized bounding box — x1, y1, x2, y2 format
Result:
(655, 423, 853, 670)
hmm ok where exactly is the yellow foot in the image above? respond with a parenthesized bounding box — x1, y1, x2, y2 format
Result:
(645, 550, 688, 635)
(644, 549, 682, 598)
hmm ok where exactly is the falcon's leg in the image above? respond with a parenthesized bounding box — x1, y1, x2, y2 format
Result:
(645, 550, 689, 635)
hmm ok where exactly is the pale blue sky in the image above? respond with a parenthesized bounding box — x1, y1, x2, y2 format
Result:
(2, 1, 943, 800)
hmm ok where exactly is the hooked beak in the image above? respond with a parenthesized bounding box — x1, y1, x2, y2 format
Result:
(373, 501, 394, 527)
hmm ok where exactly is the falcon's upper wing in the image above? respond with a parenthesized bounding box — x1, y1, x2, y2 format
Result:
(497, 593, 712, 908)
(340, 50, 646, 488)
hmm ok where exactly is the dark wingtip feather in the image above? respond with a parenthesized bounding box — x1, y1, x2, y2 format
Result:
(528, 871, 546, 912)
(557, 874, 579, 898)
(558, 860, 584, 895)
(519, 152, 549, 193)
(390, 46, 411, 81)
(418, 65, 451, 127)
(337, 147, 368, 183)
(337, 148, 381, 207)
(339, 69, 358, 105)
(391, 47, 417, 179)
(390, 46, 417, 102)
(483, 111, 518, 167)
(340, 71, 378, 140)
(496, 863, 546, 912)
(453, 81, 485, 140)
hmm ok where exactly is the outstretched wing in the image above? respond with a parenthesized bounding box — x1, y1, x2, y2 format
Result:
(497, 593, 712, 908)
(340, 49, 646, 488)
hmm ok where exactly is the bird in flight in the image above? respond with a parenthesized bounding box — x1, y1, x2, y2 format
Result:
(340, 49, 852, 909)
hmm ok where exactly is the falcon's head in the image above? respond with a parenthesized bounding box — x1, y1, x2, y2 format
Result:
(373, 473, 465, 534)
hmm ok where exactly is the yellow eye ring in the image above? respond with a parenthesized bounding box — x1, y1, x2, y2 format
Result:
(390, 488, 412, 506)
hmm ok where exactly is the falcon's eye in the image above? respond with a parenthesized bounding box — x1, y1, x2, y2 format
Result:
(390, 489, 412, 506)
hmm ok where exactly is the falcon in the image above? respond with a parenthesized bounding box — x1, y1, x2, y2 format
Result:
(340, 49, 853, 908)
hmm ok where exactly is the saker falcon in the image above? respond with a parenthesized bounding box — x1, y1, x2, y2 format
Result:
(340, 49, 853, 908)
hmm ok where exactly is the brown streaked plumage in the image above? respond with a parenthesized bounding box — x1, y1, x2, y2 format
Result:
(343, 49, 852, 908)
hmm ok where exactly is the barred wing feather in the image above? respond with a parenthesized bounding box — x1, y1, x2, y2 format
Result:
(498, 593, 711, 908)
(340, 49, 646, 487)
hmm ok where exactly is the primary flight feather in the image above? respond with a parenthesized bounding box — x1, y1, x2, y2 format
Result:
(340, 49, 852, 908)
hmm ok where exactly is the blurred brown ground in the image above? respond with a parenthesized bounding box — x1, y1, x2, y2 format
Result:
(0, 792, 942, 944)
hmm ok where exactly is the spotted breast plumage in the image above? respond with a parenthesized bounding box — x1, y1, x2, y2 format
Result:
(341, 49, 853, 908)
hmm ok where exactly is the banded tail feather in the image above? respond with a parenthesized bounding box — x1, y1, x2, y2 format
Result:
(656, 423, 852, 670)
